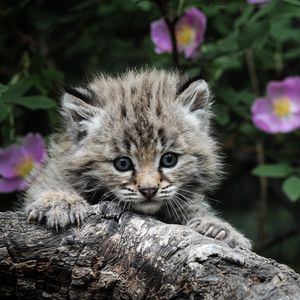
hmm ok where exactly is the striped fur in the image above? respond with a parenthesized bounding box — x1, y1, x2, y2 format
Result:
(23, 69, 251, 249)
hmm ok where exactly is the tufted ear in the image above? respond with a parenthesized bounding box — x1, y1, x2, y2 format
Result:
(177, 78, 210, 112)
(177, 78, 212, 132)
(61, 86, 100, 140)
(62, 87, 98, 122)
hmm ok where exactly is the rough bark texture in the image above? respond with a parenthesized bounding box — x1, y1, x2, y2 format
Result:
(0, 202, 299, 300)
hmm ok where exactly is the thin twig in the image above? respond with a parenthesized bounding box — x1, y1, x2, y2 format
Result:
(245, 48, 259, 95)
(245, 48, 268, 246)
(256, 143, 268, 244)
(153, 0, 179, 66)
(255, 227, 300, 252)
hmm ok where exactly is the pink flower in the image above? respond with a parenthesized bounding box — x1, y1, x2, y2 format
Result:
(247, 0, 270, 4)
(0, 133, 46, 193)
(251, 77, 300, 134)
(150, 7, 207, 59)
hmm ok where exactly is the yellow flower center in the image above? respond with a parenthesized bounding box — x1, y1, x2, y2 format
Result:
(273, 96, 291, 118)
(15, 157, 34, 177)
(176, 25, 195, 46)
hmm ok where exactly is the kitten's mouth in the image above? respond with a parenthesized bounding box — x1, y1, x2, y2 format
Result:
(132, 199, 163, 214)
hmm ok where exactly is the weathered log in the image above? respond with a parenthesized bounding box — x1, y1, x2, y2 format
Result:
(0, 202, 299, 300)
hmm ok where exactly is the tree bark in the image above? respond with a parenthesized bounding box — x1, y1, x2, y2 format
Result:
(0, 202, 299, 300)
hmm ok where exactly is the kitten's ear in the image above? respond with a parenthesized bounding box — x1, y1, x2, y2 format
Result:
(61, 87, 100, 141)
(61, 87, 97, 122)
(177, 79, 210, 112)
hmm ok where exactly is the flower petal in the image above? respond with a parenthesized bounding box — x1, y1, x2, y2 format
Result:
(247, 0, 269, 4)
(177, 8, 207, 58)
(252, 114, 275, 133)
(251, 98, 272, 114)
(22, 133, 46, 163)
(252, 112, 300, 134)
(150, 19, 172, 54)
(278, 113, 300, 133)
(268, 77, 300, 103)
(252, 77, 300, 134)
(150, 7, 207, 58)
(180, 8, 207, 39)
(0, 176, 23, 193)
(183, 46, 198, 59)
(0, 145, 23, 178)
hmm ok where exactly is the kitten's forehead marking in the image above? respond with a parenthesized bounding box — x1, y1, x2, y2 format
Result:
(86, 69, 212, 161)
(120, 104, 127, 118)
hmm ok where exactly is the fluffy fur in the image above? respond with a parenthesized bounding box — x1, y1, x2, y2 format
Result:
(24, 69, 251, 249)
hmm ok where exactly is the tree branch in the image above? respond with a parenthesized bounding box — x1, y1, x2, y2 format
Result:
(153, 0, 179, 66)
(1, 202, 300, 299)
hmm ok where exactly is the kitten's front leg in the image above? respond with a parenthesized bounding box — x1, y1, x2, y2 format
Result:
(187, 215, 252, 249)
(24, 162, 88, 231)
(26, 191, 88, 231)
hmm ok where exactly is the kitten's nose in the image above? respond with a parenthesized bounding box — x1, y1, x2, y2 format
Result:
(139, 187, 158, 199)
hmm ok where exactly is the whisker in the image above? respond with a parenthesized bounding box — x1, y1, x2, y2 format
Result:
(164, 198, 171, 221)
(100, 190, 116, 202)
(175, 192, 202, 218)
(178, 187, 221, 204)
(172, 195, 189, 224)
(166, 196, 181, 223)
(103, 196, 120, 216)
(205, 195, 221, 204)
(178, 187, 203, 196)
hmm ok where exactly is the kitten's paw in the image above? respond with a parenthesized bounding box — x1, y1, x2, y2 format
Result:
(26, 191, 88, 231)
(188, 218, 252, 249)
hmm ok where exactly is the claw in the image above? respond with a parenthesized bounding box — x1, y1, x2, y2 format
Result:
(27, 210, 36, 223)
(27, 214, 32, 223)
(205, 226, 214, 237)
(76, 214, 81, 227)
(55, 221, 59, 233)
(215, 230, 227, 240)
(38, 211, 44, 224)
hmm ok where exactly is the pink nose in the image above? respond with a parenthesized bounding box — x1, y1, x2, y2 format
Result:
(139, 187, 158, 199)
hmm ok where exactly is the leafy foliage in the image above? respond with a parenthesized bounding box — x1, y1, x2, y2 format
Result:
(283, 176, 300, 202)
(252, 164, 293, 178)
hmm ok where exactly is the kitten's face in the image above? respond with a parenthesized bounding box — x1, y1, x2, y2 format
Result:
(62, 70, 220, 215)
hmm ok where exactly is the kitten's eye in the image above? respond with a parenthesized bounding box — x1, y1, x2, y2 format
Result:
(160, 152, 178, 168)
(113, 156, 133, 172)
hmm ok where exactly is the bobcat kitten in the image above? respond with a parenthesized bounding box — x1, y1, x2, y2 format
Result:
(24, 69, 251, 249)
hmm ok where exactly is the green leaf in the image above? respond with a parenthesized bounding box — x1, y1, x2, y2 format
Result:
(0, 102, 10, 122)
(70, 0, 98, 11)
(283, 0, 300, 6)
(220, 87, 240, 105)
(0, 84, 8, 96)
(235, 5, 255, 28)
(239, 123, 256, 135)
(271, 19, 299, 42)
(41, 68, 64, 82)
(216, 111, 230, 126)
(134, 0, 152, 11)
(1, 78, 33, 101)
(284, 47, 300, 60)
(252, 163, 293, 178)
(249, 0, 277, 23)
(283, 176, 300, 202)
(238, 21, 270, 49)
(8, 96, 57, 110)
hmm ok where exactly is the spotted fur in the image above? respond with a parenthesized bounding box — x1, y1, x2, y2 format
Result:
(24, 69, 251, 249)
